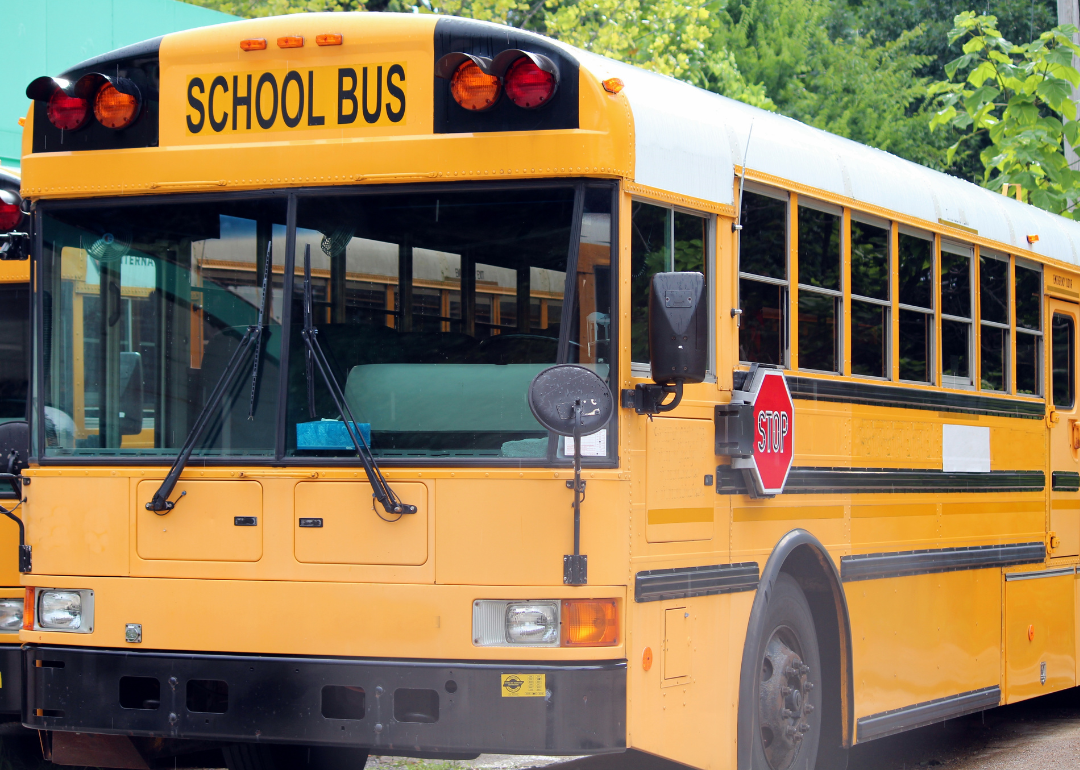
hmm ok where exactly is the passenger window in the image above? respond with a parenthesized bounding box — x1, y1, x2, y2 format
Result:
(797, 202, 841, 372)
(739, 190, 788, 366)
(979, 253, 1009, 391)
(850, 218, 890, 378)
(897, 230, 934, 383)
(1052, 313, 1074, 408)
(940, 242, 973, 388)
(630, 201, 709, 367)
(1015, 263, 1043, 395)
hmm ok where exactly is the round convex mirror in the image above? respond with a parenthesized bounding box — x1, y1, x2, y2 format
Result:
(528, 364, 613, 437)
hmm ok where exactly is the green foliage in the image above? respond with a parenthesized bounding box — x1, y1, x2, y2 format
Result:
(184, 0, 366, 16)
(929, 12, 1080, 217)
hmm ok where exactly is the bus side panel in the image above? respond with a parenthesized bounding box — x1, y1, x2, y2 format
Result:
(1004, 574, 1075, 703)
(25, 475, 130, 577)
(847, 569, 1000, 720)
(626, 589, 752, 770)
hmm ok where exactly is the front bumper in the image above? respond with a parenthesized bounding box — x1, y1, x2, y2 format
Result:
(24, 646, 626, 755)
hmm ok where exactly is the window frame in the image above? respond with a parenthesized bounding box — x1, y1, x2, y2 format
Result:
(978, 249, 1010, 393)
(737, 182, 790, 368)
(848, 211, 892, 381)
(795, 197, 843, 374)
(896, 225, 935, 385)
(939, 239, 975, 390)
(1013, 256, 1044, 398)
(629, 196, 716, 381)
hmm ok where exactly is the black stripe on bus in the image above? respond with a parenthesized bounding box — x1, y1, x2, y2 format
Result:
(840, 542, 1045, 583)
(1052, 471, 1080, 491)
(634, 563, 759, 603)
(731, 371, 1046, 419)
(715, 466, 1045, 495)
(856, 686, 1001, 742)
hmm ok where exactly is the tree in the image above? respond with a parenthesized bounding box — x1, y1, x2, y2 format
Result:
(184, 0, 366, 16)
(928, 12, 1080, 218)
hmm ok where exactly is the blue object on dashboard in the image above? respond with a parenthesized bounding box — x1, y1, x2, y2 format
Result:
(296, 420, 372, 450)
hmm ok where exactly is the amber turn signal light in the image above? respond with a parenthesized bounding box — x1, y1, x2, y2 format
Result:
(94, 83, 140, 129)
(562, 599, 618, 646)
(316, 33, 343, 46)
(240, 38, 267, 51)
(22, 587, 34, 631)
(451, 60, 501, 112)
(602, 77, 624, 94)
(278, 36, 304, 49)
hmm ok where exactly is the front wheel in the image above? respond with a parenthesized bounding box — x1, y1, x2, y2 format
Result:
(753, 572, 822, 770)
(223, 744, 369, 770)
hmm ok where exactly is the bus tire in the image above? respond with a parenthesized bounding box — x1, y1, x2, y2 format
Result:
(223, 743, 369, 770)
(751, 572, 822, 770)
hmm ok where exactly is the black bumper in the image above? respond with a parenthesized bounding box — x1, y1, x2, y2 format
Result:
(24, 646, 626, 755)
(0, 644, 20, 714)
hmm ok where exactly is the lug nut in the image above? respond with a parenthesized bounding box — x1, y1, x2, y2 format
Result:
(804, 681, 815, 691)
(781, 686, 792, 696)
(782, 708, 793, 718)
(805, 704, 815, 714)
(798, 723, 811, 733)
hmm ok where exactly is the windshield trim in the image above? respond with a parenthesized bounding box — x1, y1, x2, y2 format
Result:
(31, 179, 619, 469)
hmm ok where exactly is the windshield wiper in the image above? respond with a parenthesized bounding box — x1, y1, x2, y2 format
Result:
(300, 244, 416, 517)
(146, 243, 273, 513)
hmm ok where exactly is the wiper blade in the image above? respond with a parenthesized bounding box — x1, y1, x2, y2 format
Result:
(300, 244, 416, 517)
(146, 244, 273, 513)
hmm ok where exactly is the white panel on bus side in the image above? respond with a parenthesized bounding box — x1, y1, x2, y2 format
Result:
(942, 424, 991, 473)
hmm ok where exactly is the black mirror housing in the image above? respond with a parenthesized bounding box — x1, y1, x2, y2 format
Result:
(649, 272, 707, 384)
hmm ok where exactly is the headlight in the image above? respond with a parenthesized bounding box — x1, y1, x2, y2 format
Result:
(473, 600, 560, 647)
(36, 589, 94, 633)
(0, 599, 23, 632)
(472, 599, 618, 647)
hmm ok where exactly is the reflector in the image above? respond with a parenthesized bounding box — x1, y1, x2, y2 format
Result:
(562, 599, 618, 646)
(504, 56, 557, 109)
(94, 83, 140, 129)
(46, 90, 89, 131)
(450, 61, 501, 112)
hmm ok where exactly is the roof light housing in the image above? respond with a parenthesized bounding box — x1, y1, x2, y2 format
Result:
(436, 49, 560, 112)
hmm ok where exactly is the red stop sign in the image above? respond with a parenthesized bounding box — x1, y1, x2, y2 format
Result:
(733, 369, 794, 495)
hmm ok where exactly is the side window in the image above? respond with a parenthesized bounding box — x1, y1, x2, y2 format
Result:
(739, 189, 787, 366)
(797, 201, 841, 372)
(940, 241, 973, 388)
(979, 253, 1009, 392)
(850, 218, 890, 378)
(1015, 262, 1043, 395)
(630, 201, 709, 367)
(1052, 313, 1074, 408)
(897, 230, 934, 383)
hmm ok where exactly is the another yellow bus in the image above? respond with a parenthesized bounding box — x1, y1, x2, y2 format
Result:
(0, 165, 29, 725)
(13, 12, 1080, 770)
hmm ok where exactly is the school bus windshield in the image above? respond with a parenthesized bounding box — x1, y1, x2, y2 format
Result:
(39, 183, 614, 460)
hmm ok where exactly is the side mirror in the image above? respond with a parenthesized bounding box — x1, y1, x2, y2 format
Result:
(624, 272, 707, 415)
(650, 271, 708, 384)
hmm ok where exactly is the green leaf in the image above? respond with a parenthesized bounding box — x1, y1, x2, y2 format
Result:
(1037, 78, 1074, 109)
(968, 60, 998, 87)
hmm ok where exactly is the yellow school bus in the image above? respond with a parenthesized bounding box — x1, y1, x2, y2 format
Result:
(13, 11, 1080, 770)
(0, 165, 29, 722)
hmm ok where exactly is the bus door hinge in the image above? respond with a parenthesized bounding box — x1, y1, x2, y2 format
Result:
(19, 544, 31, 573)
(1047, 531, 1060, 555)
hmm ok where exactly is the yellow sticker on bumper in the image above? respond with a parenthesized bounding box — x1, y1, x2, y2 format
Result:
(501, 673, 545, 697)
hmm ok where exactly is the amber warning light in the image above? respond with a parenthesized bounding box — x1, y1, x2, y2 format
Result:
(27, 73, 142, 132)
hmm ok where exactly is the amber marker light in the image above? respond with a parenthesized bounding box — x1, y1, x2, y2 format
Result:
(94, 83, 140, 129)
(278, 36, 304, 48)
(602, 77, 624, 94)
(1027, 234, 1040, 244)
(240, 38, 267, 51)
(316, 33, 343, 46)
(450, 60, 501, 112)
(22, 587, 34, 631)
(562, 599, 618, 647)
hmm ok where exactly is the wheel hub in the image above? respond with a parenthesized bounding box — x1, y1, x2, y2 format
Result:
(758, 628, 815, 770)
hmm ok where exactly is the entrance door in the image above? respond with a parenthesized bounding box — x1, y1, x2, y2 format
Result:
(1048, 299, 1080, 557)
